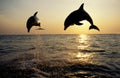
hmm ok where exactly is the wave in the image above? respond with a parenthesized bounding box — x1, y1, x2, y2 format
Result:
(79, 49, 105, 52)
(0, 46, 36, 54)
(0, 59, 119, 78)
(0, 34, 120, 78)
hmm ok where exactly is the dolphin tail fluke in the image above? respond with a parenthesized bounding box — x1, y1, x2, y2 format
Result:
(89, 25, 100, 31)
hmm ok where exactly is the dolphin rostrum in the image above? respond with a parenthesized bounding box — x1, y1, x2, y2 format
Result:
(64, 3, 100, 31)
(26, 11, 40, 32)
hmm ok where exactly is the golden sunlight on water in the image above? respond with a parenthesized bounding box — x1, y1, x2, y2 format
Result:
(78, 34, 88, 43)
(77, 34, 89, 50)
(73, 34, 95, 64)
(75, 52, 95, 64)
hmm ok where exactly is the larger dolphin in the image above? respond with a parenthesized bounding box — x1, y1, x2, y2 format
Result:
(26, 11, 40, 32)
(64, 3, 100, 31)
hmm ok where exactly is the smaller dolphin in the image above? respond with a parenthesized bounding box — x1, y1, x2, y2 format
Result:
(26, 11, 40, 32)
(64, 3, 100, 31)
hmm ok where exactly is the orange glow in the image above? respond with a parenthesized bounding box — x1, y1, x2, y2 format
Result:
(0, 0, 120, 34)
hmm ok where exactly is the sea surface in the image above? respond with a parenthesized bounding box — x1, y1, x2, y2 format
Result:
(0, 34, 120, 78)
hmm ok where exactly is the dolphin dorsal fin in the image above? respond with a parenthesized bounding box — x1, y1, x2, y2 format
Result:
(33, 11, 38, 16)
(78, 3, 84, 10)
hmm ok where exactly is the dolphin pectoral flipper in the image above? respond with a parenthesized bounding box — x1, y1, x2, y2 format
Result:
(64, 3, 100, 31)
(26, 11, 40, 32)
(75, 22, 83, 25)
(34, 22, 40, 26)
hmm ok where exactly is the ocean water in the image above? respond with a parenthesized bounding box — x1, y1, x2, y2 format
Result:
(0, 34, 120, 78)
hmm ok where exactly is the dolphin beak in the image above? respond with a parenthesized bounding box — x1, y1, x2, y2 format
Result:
(27, 28, 30, 33)
(64, 27, 67, 30)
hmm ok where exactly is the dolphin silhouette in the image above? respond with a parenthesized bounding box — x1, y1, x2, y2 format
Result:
(64, 3, 100, 31)
(26, 11, 40, 32)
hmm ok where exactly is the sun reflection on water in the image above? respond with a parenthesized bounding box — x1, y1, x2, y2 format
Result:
(73, 34, 95, 64)
(79, 34, 88, 43)
(68, 51, 95, 64)
(76, 52, 90, 58)
(78, 34, 89, 50)
(75, 52, 95, 62)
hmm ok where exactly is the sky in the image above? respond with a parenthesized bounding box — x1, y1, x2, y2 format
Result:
(0, 0, 120, 34)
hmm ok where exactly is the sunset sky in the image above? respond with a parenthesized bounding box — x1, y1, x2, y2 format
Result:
(0, 0, 120, 34)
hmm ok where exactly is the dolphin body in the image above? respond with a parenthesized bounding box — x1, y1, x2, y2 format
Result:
(26, 12, 40, 32)
(64, 3, 100, 31)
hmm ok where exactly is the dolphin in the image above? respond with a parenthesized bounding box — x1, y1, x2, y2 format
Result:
(64, 3, 100, 31)
(26, 11, 40, 32)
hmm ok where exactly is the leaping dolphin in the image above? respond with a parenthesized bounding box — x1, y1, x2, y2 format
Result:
(26, 11, 40, 32)
(64, 3, 100, 31)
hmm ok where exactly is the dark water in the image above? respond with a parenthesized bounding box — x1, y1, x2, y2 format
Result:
(0, 34, 120, 78)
